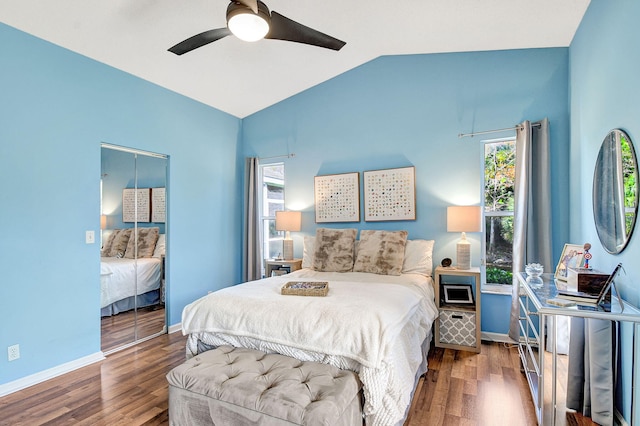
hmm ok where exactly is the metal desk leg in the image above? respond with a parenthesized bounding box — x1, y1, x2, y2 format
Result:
(551, 315, 557, 426)
(633, 322, 637, 426)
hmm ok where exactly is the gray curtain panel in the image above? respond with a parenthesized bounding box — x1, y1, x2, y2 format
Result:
(243, 157, 262, 282)
(509, 118, 554, 342)
(567, 318, 615, 425)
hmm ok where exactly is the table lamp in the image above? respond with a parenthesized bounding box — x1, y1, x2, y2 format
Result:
(275, 211, 301, 260)
(447, 206, 482, 270)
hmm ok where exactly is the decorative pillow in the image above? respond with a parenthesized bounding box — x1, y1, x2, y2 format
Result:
(402, 239, 435, 276)
(153, 233, 166, 258)
(353, 230, 408, 276)
(108, 229, 132, 258)
(301, 235, 315, 268)
(124, 227, 159, 259)
(101, 230, 118, 257)
(311, 228, 357, 272)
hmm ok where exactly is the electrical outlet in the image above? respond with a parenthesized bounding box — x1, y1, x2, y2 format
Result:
(85, 230, 95, 244)
(8, 344, 20, 361)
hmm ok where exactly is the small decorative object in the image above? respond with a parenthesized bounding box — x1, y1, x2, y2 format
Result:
(525, 263, 544, 288)
(275, 211, 302, 260)
(447, 206, 482, 270)
(281, 281, 329, 297)
(314, 172, 360, 223)
(441, 258, 452, 267)
(567, 267, 609, 295)
(554, 244, 586, 281)
(363, 166, 416, 221)
(583, 243, 592, 269)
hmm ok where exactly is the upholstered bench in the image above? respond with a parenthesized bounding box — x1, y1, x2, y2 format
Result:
(167, 345, 363, 426)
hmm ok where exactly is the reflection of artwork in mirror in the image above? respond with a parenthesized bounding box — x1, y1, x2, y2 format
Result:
(592, 129, 639, 254)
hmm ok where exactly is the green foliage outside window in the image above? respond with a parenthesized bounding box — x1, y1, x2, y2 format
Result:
(484, 141, 516, 284)
(486, 267, 513, 284)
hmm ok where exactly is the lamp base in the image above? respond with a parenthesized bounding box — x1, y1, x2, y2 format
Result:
(456, 240, 471, 270)
(283, 239, 294, 261)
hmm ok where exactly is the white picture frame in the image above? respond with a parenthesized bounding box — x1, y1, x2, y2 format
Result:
(314, 172, 360, 223)
(363, 166, 416, 221)
(554, 243, 586, 281)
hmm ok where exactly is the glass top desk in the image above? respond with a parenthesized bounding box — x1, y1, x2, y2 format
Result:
(516, 272, 640, 425)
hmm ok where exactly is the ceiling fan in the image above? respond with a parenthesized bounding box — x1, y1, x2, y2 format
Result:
(169, 0, 346, 55)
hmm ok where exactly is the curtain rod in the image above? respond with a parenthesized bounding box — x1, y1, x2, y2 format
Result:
(259, 153, 296, 160)
(458, 122, 541, 139)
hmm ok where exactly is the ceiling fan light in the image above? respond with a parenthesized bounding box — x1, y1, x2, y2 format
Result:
(228, 12, 269, 42)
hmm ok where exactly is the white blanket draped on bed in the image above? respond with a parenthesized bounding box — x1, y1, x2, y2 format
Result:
(100, 257, 162, 308)
(182, 269, 438, 426)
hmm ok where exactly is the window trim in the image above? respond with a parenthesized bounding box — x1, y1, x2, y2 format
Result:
(481, 136, 516, 289)
(258, 162, 285, 276)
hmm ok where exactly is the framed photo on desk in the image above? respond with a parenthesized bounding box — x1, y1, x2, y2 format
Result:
(554, 243, 585, 281)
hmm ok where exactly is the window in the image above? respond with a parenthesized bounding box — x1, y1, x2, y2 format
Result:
(483, 139, 515, 285)
(259, 163, 285, 273)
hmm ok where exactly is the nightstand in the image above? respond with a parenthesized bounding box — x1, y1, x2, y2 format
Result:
(434, 266, 481, 353)
(265, 259, 302, 278)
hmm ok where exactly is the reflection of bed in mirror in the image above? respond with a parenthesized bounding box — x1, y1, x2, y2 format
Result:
(100, 257, 162, 316)
(100, 229, 165, 317)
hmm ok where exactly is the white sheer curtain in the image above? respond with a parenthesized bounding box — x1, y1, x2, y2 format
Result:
(508, 118, 554, 341)
(243, 157, 262, 282)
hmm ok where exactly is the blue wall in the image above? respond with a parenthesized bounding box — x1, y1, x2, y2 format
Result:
(570, 0, 640, 421)
(0, 23, 243, 385)
(242, 48, 571, 335)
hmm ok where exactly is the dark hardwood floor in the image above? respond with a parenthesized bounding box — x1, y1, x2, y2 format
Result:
(0, 334, 591, 425)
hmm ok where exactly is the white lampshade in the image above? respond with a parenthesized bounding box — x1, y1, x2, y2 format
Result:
(447, 206, 482, 269)
(275, 211, 301, 260)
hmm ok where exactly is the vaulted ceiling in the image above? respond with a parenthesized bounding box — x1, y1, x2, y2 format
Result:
(0, 0, 590, 117)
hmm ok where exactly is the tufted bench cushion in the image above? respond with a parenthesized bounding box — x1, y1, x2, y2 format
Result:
(167, 345, 363, 426)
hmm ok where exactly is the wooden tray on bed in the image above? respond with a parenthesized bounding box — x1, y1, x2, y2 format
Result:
(281, 281, 329, 297)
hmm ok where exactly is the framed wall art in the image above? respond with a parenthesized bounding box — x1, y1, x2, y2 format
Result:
(314, 172, 360, 223)
(364, 166, 416, 221)
(122, 188, 151, 223)
(151, 187, 166, 223)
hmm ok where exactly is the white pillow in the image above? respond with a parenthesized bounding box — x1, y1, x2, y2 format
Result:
(302, 235, 315, 268)
(153, 234, 166, 258)
(402, 239, 435, 276)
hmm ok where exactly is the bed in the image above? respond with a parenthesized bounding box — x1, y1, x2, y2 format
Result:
(100, 228, 165, 317)
(181, 229, 437, 426)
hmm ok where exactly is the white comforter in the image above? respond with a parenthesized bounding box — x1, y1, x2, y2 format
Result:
(100, 257, 162, 308)
(182, 269, 438, 426)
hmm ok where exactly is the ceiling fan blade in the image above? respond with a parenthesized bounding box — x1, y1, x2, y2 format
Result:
(265, 11, 346, 51)
(168, 28, 232, 55)
(235, 0, 258, 14)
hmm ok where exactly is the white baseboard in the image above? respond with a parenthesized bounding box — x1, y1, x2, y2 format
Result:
(0, 352, 105, 398)
(481, 332, 517, 344)
(168, 322, 182, 334)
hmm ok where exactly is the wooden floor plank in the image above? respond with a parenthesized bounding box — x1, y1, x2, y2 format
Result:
(1, 335, 592, 426)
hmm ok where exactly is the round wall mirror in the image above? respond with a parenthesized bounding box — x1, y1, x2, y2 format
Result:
(592, 129, 639, 254)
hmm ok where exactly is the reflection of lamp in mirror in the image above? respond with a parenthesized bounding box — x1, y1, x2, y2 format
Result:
(275, 211, 301, 260)
(447, 206, 482, 270)
(100, 215, 107, 230)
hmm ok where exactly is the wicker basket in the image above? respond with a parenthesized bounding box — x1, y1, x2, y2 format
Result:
(281, 281, 329, 297)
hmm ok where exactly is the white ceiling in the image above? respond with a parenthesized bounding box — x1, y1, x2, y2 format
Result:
(1, 0, 590, 118)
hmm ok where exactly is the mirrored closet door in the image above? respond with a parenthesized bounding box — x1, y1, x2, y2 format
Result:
(100, 144, 168, 354)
